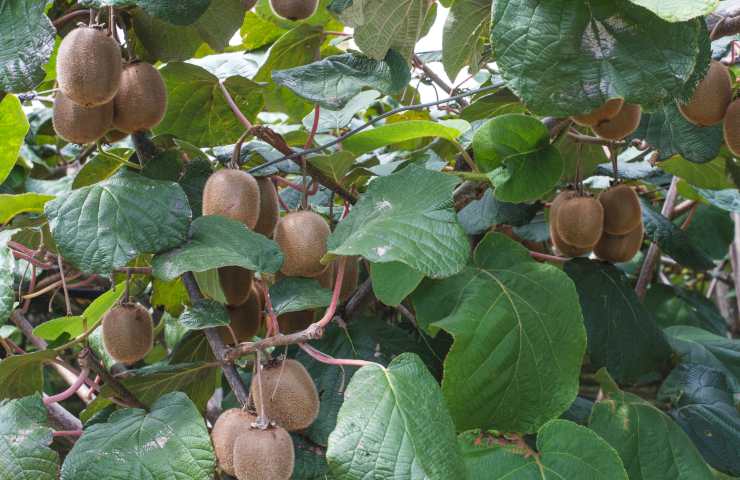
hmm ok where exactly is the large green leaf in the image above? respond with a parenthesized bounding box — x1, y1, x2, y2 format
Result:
(664, 326, 740, 392)
(412, 233, 586, 433)
(626, 0, 719, 22)
(155, 62, 263, 147)
(0, 394, 59, 480)
(269, 277, 331, 316)
(0, 350, 57, 400)
(82, 0, 210, 25)
(0, 193, 53, 223)
(179, 299, 230, 329)
(460, 419, 628, 479)
(565, 259, 671, 383)
(369, 261, 424, 306)
(0, 95, 30, 184)
(326, 353, 467, 479)
(0, 1, 54, 92)
(152, 215, 283, 281)
(691, 186, 740, 213)
(457, 189, 539, 235)
(327, 165, 469, 278)
(302, 90, 381, 133)
(342, 120, 467, 156)
(61, 392, 215, 479)
(491, 0, 709, 115)
(442, 0, 490, 79)
(589, 370, 714, 480)
(645, 284, 728, 335)
(45, 170, 192, 274)
(0, 246, 14, 324)
(273, 50, 410, 110)
(660, 154, 734, 190)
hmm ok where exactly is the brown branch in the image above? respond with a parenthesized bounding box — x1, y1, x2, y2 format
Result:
(51, 9, 91, 29)
(708, 2, 740, 40)
(567, 131, 626, 146)
(224, 323, 325, 362)
(344, 277, 373, 318)
(412, 54, 466, 105)
(79, 348, 147, 409)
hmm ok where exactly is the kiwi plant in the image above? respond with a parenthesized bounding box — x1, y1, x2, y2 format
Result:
(549, 191, 592, 257)
(598, 184, 642, 235)
(112, 62, 168, 133)
(678, 60, 732, 126)
(274, 210, 331, 277)
(251, 359, 320, 431)
(202, 169, 261, 229)
(553, 194, 604, 249)
(269, 0, 318, 20)
(594, 223, 644, 263)
(218, 287, 263, 344)
(218, 266, 254, 307)
(571, 98, 624, 127)
(101, 303, 153, 364)
(232, 425, 295, 480)
(211, 408, 256, 476)
(254, 176, 280, 237)
(724, 99, 740, 157)
(591, 103, 642, 140)
(52, 92, 113, 144)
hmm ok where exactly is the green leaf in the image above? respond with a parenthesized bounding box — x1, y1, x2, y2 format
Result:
(152, 277, 189, 317)
(328, 165, 469, 278)
(72, 150, 125, 189)
(460, 419, 628, 480)
(0, 394, 59, 480)
(82, 0, 210, 25)
(0, 1, 55, 92)
(308, 151, 356, 185)
(45, 170, 192, 274)
(273, 50, 411, 110)
(491, 0, 710, 115)
(641, 198, 715, 270)
(564, 259, 671, 383)
(326, 353, 467, 479)
(269, 277, 331, 316)
(0, 247, 13, 324)
(457, 189, 539, 235)
(0, 350, 57, 400)
(680, 204, 735, 261)
(343, 120, 467, 155)
(178, 158, 212, 220)
(645, 284, 728, 335)
(61, 392, 215, 479)
(664, 326, 740, 392)
(369, 261, 424, 306)
(0, 95, 30, 184)
(0, 193, 54, 223)
(152, 215, 283, 281)
(412, 233, 586, 433)
(442, 0, 490, 79)
(179, 299, 229, 329)
(660, 154, 734, 190)
(626, 0, 719, 22)
(155, 62, 263, 147)
(692, 186, 740, 213)
(302, 90, 381, 133)
(589, 370, 715, 480)
(631, 104, 723, 163)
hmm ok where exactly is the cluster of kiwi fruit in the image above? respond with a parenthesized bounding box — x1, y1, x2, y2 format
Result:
(572, 98, 642, 140)
(550, 184, 643, 263)
(101, 302, 153, 364)
(268, 0, 318, 21)
(52, 24, 167, 145)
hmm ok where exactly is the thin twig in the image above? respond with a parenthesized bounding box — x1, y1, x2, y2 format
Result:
(57, 255, 72, 315)
(52, 9, 91, 28)
(79, 349, 147, 409)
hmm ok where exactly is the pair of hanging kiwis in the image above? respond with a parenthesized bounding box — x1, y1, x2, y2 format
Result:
(572, 98, 642, 140)
(52, 24, 167, 145)
(551, 184, 643, 263)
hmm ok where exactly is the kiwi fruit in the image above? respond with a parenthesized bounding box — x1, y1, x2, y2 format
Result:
(212, 408, 256, 476)
(101, 303, 153, 364)
(269, 0, 318, 20)
(274, 211, 331, 277)
(219, 288, 263, 344)
(723, 99, 740, 157)
(52, 92, 113, 144)
(599, 184, 642, 235)
(571, 98, 624, 127)
(591, 103, 642, 140)
(251, 359, 320, 431)
(317, 261, 334, 289)
(554, 195, 604, 249)
(103, 129, 128, 144)
(549, 191, 592, 257)
(277, 310, 315, 334)
(202, 169, 261, 229)
(218, 266, 254, 306)
(57, 26, 122, 107)
(254, 177, 280, 237)
(679, 61, 732, 127)
(594, 223, 644, 263)
(232, 425, 294, 480)
(112, 62, 167, 133)
(338, 257, 359, 302)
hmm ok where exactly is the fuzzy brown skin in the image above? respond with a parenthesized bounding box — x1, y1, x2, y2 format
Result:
(338, 257, 359, 302)
(599, 184, 642, 235)
(218, 266, 254, 306)
(269, 0, 318, 20)
(202, 169, 261, 229)
(219, 288, 263, 344)
(278, 309, 315, 334)
(571, 98, 624, 127)
(594, 223, 644, 263)
(549, 191, 592, 256)
(555, 196, 604, 249)
(316, 261, 334, 289)
(232, 425, 294, 480)
(723, 99, 740, 157)
(113, 62, 167, 133)
(251, 359, 319, 431)
(254, 177, 279, 237)
(274, 211, 331, 277)
(52, 93, 113, 144)
(102, 303, 153, 364)
(211, 409, 256, 477)
(592, 103, 642, 140)
(57, 27, 122, 107)
(679, 61, 732, 127)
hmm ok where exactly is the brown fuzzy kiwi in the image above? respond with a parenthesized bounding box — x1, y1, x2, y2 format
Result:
(599, 184, 642, 235)
(232, 425, 294, 480)
(317, 261, 334, 289)
(254, 177, 280, 237)
(549, 191, 592, 257)
(57, 26, 122, 107)
(723, 99, 740, 157)
(678, 61, 732, 127)
(219, 288, 263, 344)
(101, 303, 153, 364)
(338, 257, 359, 302)
(555, 195, 604, 249)
(269, 0, 318, 20)
(592, 103, 642, 140)
(112, 62, 167, 133)
(218, 266, 254, 306)
(278, 309, 315, 334)
(212, 409, 256, 476)
(202, 169, 261, 229)
(251, 359, 320, 431)
(594, 223, 644, 263)
(52, 92, 113, 144)
(103, 129, 128, 144)
(571, 98, 625, 127)
(243, 0, 258, 9)
(274, 211, 331, 277)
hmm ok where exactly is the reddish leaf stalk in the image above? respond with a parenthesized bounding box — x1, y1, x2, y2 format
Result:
(53, 430, 83, 438)
(44, 366, 90, 406)
(298, 342, 379, 368)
